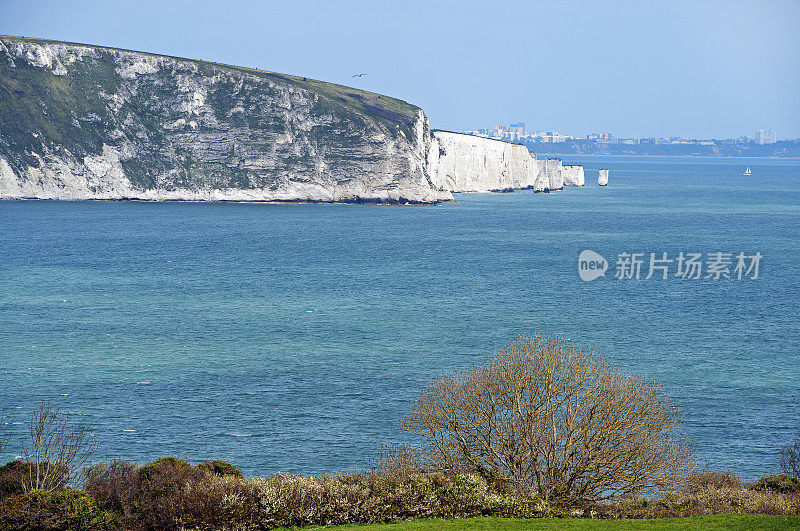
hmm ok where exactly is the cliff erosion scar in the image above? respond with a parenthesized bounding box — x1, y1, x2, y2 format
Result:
(0, 36, 586, 203)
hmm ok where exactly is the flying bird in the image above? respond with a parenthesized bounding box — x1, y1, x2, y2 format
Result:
(352, 73, 368, 78)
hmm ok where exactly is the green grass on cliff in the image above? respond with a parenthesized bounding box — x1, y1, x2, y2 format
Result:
(0, 34, 421, 140)
(0, 34, 425, 191)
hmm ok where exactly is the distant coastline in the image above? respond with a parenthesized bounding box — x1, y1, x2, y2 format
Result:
(465, 127, 799, 158)
(519, 139, 800, 158)
(520, 152, 800, 160)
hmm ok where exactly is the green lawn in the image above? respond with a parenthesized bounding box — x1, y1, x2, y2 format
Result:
(309, 514, 800, 530)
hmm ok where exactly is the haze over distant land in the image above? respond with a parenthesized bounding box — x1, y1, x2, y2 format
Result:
(0, 0, 798, 139)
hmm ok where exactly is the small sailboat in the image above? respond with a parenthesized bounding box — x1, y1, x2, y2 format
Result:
(743, 166, 751, 176)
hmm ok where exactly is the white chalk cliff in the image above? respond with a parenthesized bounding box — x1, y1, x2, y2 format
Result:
(426, 131, 583, 193)
(0, 36, 585, 203)
(0, 36, 449, 204)
(562, 165, 585, 187)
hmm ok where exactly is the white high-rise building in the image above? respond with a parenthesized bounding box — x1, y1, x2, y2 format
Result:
(767, 130, 777, 144)
(755, 129, 778, 145)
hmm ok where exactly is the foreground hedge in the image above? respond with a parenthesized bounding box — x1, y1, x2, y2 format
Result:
(0, 488, 117, 531)
(2, 457, 797, 530)
(84, 457, 551, 530)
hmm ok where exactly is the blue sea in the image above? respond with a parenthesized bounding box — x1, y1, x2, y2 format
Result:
(1, 156, 799, 480)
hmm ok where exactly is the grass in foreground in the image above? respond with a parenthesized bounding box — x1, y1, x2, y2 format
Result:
(316, 514, 800, 530)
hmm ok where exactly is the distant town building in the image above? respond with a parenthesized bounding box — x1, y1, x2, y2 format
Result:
(755, 129, 778, 145)
(464, 124, 793, 154)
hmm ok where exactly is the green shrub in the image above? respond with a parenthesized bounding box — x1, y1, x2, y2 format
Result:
(137, 456, 193, 482)
(82, 460, 137, 516)
(494, 496, 553, 518)
(136, 456, 207, 501)
(86, 457, 215, 531)
(684, 469, 742, 493)
(197, 460, 243, 477)
(0, 488, 117, 530)
(0, 462, 26, 499)
(434, 474, 498, 517)
(0, 460, 70, 498)
(0, 460, 71, 498)
(751, 474, 800, 493)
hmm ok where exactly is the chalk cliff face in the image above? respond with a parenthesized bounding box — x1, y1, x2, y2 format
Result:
(428, 132, 538, 192)
(545, 158, 564, 191)
(0, 36, 585, 203)
(426, 131, 579, 193)
(0, 36, 451, 203)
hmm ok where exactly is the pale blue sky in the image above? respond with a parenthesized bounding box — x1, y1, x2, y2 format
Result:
(1, 0, 798, 138)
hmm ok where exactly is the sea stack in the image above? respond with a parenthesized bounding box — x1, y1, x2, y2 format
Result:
(598, 168, 609, 186)
(563, 165, 585, 187)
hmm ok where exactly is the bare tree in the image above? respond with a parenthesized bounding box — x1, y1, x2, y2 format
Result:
(401, 335, 693, 503)
(22, 400, 96, 492)
(779, 436, 800, 477)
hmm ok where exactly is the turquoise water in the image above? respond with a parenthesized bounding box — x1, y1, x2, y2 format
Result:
(1, 156, 799, 479)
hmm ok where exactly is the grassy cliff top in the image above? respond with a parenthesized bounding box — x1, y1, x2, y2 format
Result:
(0, 34, 422, 135)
